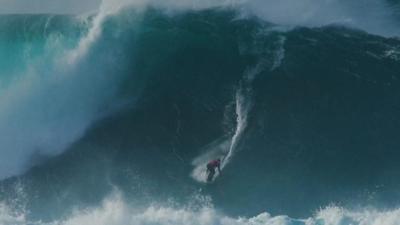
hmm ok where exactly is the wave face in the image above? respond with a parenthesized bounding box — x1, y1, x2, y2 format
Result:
(1, 4, 400, 225)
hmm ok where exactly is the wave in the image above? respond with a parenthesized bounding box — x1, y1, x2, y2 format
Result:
(1, 5, 400, 223)
(2, 192, 400, 225)
(1, 1, 399, 180)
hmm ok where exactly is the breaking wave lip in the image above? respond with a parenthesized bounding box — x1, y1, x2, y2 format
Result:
(97, 0, 400, 37)
(2, 191, 400, 225)
(0, 11, 133, 179)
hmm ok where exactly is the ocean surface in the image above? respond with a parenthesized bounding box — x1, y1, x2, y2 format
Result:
(1, 1, 400, 224)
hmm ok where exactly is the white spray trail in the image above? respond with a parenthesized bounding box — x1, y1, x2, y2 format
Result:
(221, 86, 252, 169)
(191, 36, 287, 181)
(190, 75, 255, 182)
(221, 35, 286, 169)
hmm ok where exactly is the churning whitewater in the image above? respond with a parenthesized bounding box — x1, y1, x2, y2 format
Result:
(1, 0, 400, 224)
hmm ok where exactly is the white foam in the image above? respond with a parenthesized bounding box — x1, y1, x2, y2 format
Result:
(384, 47, 400, 61)
(3, 193, 400, 225)
(43, 204, 400, 225)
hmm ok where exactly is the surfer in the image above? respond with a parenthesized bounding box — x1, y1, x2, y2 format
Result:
(206, 159, 221, 182)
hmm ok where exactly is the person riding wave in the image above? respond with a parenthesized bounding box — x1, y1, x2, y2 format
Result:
(206, 159, 221, 182)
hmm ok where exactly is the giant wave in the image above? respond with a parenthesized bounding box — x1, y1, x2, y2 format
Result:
(1, 1, 400, 224)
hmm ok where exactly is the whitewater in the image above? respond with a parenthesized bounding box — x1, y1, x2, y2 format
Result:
(2, 192, 400, 225)
(1, 0, 400, 225)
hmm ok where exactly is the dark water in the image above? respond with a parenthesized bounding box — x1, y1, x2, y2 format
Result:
(0, 6, 400, 225)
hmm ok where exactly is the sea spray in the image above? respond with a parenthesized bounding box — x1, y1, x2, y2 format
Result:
(66, 0, 129, 64)
(2, 191, 400, 225)
(220, 83, 252, 170)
